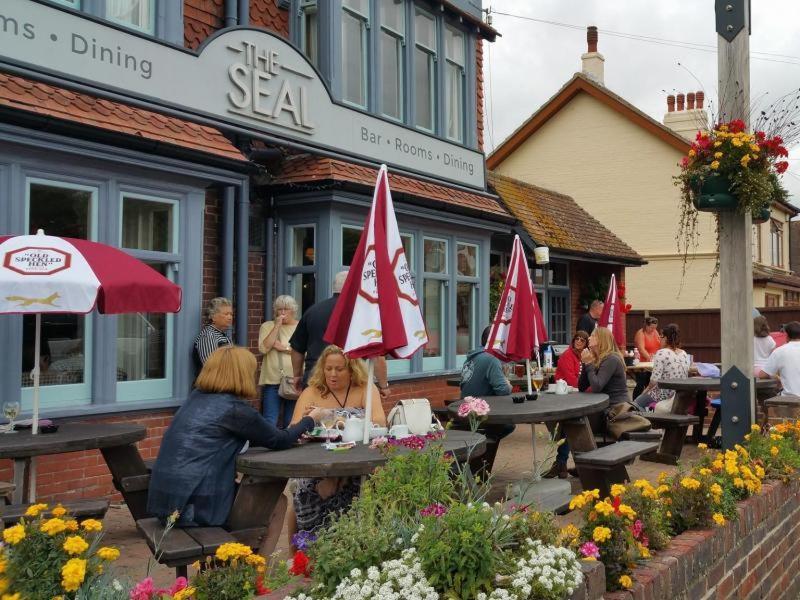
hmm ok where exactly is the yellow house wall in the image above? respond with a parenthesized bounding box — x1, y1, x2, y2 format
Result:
(494, 92, 723, 310)
(753, 207, 793, 273)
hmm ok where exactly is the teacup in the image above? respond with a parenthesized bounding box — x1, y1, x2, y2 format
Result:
(370, 426, 388, 439)
(547, 383, 557, 393)
(555, 379, 569, 395)
(389, 424, 409, 438)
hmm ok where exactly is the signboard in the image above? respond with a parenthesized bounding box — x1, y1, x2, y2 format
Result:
(0, 1, 486, 189)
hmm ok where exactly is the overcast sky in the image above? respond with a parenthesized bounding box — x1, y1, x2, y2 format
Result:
(483, 0, 800, 201)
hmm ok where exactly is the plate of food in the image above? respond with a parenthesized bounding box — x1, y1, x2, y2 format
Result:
(302, 427, 340, 442)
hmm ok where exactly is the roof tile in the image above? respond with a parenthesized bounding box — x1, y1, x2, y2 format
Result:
(488, 171, 643, 264)
(0, 72, 247, 162)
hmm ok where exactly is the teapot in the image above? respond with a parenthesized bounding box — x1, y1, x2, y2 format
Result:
(338, 415, 366, 443)
(555, 379, 569, 395)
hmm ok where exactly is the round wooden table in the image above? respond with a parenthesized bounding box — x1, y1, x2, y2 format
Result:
(447, 393, 609, 426)
(0, 423, 146, 504)
(237, 430, 486, 479)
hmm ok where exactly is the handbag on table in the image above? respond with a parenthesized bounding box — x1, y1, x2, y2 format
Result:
(387, 398, 439, 435)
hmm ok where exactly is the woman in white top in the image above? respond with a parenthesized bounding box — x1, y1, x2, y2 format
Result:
(258, 295, 299, 427)
(634, 323, 689, 413)
(753, 315, 776, 377)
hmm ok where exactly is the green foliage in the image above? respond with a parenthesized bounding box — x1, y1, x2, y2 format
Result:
(193, 565, 258, 600)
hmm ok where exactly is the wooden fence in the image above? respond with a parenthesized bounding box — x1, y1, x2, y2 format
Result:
(624, 307, 800, 362)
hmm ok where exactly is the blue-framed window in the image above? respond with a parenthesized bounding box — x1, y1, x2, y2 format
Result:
(379, 0, 406, 121)
(341, 0, 370, 108)
(444, 24, 466, 142)
(413, 7, 437, 133)
(422, 236, 447, 371)
(286, 223, 318, 314)
(455, 241, 478, 366)
(105, 0, 156, 35)
(46, 0, 179, 42)
(299, 1, 320, 67)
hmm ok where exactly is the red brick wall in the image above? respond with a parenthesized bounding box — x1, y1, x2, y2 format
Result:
(247, 250, 266, 352)
(476, 39, 484, 152)
(202, 189, 221, 320)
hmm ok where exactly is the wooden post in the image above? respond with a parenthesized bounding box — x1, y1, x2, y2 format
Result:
(717, 0, 755, 442)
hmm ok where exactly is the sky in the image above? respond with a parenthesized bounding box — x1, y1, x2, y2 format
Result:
(482, 0, 800, 201)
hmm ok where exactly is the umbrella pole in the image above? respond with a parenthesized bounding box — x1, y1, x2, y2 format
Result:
(525, 359, 532, 395)
(363, 358, 374, 445)
(525, 358, 539, 480)
(33, 313, 41, 436)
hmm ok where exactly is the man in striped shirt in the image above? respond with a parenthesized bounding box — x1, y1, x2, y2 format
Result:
(193, 297, 234, 372)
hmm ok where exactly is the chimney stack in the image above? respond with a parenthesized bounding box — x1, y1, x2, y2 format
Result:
(663, 90, 710, 141)
(581, 25, 605, 85)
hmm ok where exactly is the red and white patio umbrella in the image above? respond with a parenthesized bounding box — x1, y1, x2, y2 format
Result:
(485, 234, 547, 394)
(324, 165, 427, 443)
(0, 230, 182, 436)
(598, 273, 625, 348)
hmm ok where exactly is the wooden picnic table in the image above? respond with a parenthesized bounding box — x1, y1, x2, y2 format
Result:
(0, 423, 146, 505)
(446, 370, 556, 388)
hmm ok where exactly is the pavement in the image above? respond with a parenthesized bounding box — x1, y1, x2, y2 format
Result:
(107, 423, 704, 589)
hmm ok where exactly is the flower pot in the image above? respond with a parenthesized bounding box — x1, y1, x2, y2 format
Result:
(752, 207, 771, 224)
(692, 174, 738, 212)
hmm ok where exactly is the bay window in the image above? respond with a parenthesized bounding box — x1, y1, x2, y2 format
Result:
(422, 237, 447, 370)
(342, 0, 370, 108)
(455, 242, 478, 365)
(287, 225, 317, 313)
(413, 8, 437, 132)
(444, 25, 466, 142)
(380, 0, 406, 121)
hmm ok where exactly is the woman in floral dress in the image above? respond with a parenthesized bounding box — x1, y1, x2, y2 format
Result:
(633, 323, 689, 413)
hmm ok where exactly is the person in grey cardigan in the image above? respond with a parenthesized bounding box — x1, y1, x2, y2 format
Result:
(578, 326, 629, 405)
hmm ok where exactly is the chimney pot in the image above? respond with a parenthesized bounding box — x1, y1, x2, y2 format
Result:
(696, 91, 705, 109)
(587, 26, 598, 53)
(677, 93, 685, 111)
(667, 95, 676, 112)
(687, 92, 696, 110)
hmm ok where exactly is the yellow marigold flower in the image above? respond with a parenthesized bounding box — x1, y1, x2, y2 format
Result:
(245, 554, 266, 571)
(2, 525, 25, 545)
(710, 483, 723, 497)
(712, 513, 726, 526)
(25, 503, 49, 518)
(594, 501, 615, 517)
(732, 138, 743, 147)
(771, 446, 779, 456)
(639, 543, 651, 558)
(714, 141, 722, 147)
(41, 518, 67, 536)
(51, 505, 67, 518)
(582, 556, 597, 561)
(80, 519, 102, 533)
(2, 593, 21, 600)
(611, 483, 627, 497)
(750, 144, 760, 152)
(569, 495, 587, 510)
(584, 489, 600, 500)
(619, 575, 633, 589)
(697, 443, 708, 450)
(63, 536, 89, 556)
(65, 520, 79, 532)
(735, 445, 749, 458)
(733, 477, 745, 488)
(755, 465, 765, 479)
(713, 152, 723, 159)
(560, 524, 580, 540)
(710, 160, 720, 170)
(740, 156, 751, 167)
(658, 472, 669, 484)
(618, 504, 637, 520)
(173, 587, 196, 600)
(61, 558, 87, 593)
(699, 468, 711, 476)
(771, 433, 783, 441)
(215, 542, 252, 562)
(633, 479, 650, 489)
(656, 484, 670, 496)
(96, 547, 120, 562)
(688, 149, 696, 157)
(681, 477, 701, 490)
(725, 463, 739, 476)
(0, 578, 7, 594)
(751, 424, 761, 432)
(719, 124, 729, 132)
(593, 526, 612, 543)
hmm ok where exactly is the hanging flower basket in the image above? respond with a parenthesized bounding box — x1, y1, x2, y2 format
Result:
(752, 206, 771, 224)
(692, 174, 738, 212)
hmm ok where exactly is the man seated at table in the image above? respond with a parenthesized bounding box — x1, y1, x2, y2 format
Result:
(759, 321, 800, 396)
(459, 326, 515, 474)
(148, 346, 321, 555)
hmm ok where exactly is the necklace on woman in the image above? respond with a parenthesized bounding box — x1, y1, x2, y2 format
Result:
(329, 382, 352, 409)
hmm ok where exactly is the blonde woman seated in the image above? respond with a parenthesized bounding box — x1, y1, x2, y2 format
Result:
(288, 345, 386, 540)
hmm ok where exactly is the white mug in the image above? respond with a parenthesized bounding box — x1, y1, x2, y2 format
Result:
(555, 379, 568, 395)
(389, 424, 409, 438)
(547, 383, 557, 393)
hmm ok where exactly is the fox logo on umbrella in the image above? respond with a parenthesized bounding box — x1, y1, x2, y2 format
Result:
(5, 292, 60, 307)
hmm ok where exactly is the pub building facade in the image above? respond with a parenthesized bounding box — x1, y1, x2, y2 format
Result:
(0, 1, 641, 501)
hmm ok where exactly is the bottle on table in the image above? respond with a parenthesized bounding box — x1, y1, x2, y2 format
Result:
(633, 347, 641, 365)
(543, 345, 553, 370)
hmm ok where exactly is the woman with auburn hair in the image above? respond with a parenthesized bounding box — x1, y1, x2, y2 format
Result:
(148, 346, 322, 536)
(753, 315, 776, 377)
(287, 345, 387, 543)
(578, 326, 629, 406)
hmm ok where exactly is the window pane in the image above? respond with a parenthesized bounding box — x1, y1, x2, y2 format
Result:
(423, 238, 447, 273)
(28, 183, 91, 237)
(52, 0, 81, 6)
(550, 262, 568, 286)
(423, 279, 443, 358)
(117, 263, 168, 382)
(342, 10, 367, 107)
(445, 26, 465, 64)
(291, 272, 316, 315)
(414, 9, 435, 49)
(456, 243, 477, 277)
(105, 0, 154, 33)
(301, 2, 319, 66)
(122, 197, 173, 252)
(343, 0, 369, 13)
(342, 226, 362, 266)
(549, 293, 568, 344)
(414, 49, 434, 130)
(381, 32, 403, 120)
(401, 234, 413, 267)
(381, 0, 405, 32)
(446, 62, 463, 141)
(456, 282, 475, 355)
(290, 226, 315, 266)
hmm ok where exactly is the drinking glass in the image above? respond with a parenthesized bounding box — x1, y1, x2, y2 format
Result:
(3, 401, 20, 434)
(319, 409, 336, 439)
(532, 369, 544, 392)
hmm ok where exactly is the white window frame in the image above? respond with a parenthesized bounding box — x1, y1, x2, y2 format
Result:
(341, 0, 371, 109)
(116, 193, 179, 402)
(413, 6, 437, 133)
(299, 0, 319, 66)
(444, 24, 466, 142)
(104, 0, 156, 35)
(422, 236, 448, 371)
(454, 241, 478, 367)
(771, 219, 784, 267)
(379, 0, 406, 121)
(23, 177, 99, 410)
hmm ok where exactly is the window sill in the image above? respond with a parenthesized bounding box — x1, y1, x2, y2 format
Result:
(23, 397, 184, 422)
(387, 369, 461, 384)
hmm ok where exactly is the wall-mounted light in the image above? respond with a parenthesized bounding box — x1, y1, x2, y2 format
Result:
(534, 246, 550, 265)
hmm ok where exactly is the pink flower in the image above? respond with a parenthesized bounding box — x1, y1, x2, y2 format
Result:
(631, 520, 643, 539)
(129, 577, 154, 600)
(579, 541, 600, 559)
(420, 503, 448, 517)
(369, 436, 388, 449)
(169, 577, 188, 594)
(458, 396, 491, 418)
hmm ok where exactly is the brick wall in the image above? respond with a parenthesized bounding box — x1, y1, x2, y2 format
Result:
(476, 39, 484, 152)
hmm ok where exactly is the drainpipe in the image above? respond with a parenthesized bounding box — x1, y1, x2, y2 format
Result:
(238, 0, 249, 27)
(221, 186, 235, 303)
(224, 0, 237, 28)
(235, 181, 250, 347)
(265, 195, 275, 321)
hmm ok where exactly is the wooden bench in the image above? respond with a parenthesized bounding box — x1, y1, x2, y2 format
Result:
(573, 441, 659, 498)
(762, 395, 800, 427)
(639, 413, 699, 465)
(0, 499, 109, 525)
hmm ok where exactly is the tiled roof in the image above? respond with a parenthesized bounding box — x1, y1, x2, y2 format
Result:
(274, 154, 512, 219)
(753, 265, 800, 290)
(250, 0, 289, 36)
(488, 171, 644, 264)
(184, 0, 223, 50)
(0, 72, 247, 163)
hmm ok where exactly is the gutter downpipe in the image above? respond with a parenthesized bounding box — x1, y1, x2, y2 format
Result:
(235, 180, 251, 346)
(265, 195, 275, 321)
(224, 0, 237, 28)
(221, 186, 235, 303)
(238, 0, 249, 26)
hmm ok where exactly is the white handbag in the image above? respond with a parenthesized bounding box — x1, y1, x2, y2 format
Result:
(387, 398, 435, 435)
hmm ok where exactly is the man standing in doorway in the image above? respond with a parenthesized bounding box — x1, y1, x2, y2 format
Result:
(576, 299, 604, 335)
(290, 271, 389, 397)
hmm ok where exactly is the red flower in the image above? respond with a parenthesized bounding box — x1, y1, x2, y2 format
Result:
(728, 119, 746, 133)
(777, 161, 789, 174)
(289, 550, 312, 577)
(612, 495, 622, 514)
(755, 131, 766, 142)
(680, 157, 690, 169)
(255, 574, 271, 595)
